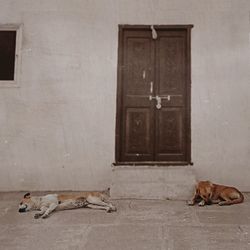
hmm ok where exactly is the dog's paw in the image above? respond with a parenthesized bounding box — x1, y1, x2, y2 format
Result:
(218, 201, 227, 206)
(187, 200, 194, 206)
(106, 206, 117, 213)
(107, 206, 117, 213)
(34, 213, 41, 219)
(41, 214, 49, 219)
(198, 200, 205, 206)
(111, 206, 117, 212)
(106, 208, 112, 213)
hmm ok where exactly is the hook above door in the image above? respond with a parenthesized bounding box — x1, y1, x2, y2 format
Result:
(150, 25, 157, 40)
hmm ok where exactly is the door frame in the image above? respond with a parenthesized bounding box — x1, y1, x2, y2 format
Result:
(115, 24, 193, 166)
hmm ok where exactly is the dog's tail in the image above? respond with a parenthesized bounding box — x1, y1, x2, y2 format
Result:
(233, 191, 244, 204)
(227, 191, 244, 205)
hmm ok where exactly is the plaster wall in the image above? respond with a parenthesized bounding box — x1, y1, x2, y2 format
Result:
(0, 0, 249, 191)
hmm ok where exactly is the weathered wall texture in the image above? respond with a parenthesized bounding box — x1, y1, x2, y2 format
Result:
(0, 0, 249, 191)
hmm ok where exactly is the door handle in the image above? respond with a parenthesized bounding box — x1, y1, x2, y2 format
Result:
(150, 81, 153, 93)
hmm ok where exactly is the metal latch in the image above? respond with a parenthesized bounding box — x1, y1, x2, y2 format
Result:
(149, 95, 171, 109)
(149, 95, 162, 109)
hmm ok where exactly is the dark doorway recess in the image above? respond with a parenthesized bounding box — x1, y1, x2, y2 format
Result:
(115, 25, 193, 165)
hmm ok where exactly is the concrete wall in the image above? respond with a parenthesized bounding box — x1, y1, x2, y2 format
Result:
(0, 0, 249, 191)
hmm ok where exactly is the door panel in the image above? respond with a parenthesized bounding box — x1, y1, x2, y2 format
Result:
(157, 107, 184, 160)
(116, 25, 192, 165)
(155, 30, 187, 162)
(125, 108, 151, 155)
(157, 34, 185, 94)
(125, 37, 152, 96)
(120, 30, 154, 162)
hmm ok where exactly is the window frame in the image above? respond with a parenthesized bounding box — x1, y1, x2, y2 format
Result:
(0, 24, 22, 87)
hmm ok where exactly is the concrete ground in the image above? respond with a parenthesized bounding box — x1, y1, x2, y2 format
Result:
(0, 192, 250, 250)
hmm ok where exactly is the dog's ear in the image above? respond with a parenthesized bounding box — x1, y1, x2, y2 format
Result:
(196, 187, 200, 195)
(194, 184, 199, 194)
(24, 192, 31, 198)
(207, 181, 214, 187)
(103, 188, 110, 196)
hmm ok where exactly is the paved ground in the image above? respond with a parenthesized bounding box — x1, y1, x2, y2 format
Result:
(0, 192, 250, 250)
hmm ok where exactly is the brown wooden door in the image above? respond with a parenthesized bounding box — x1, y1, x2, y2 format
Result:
(116, 25, 192, 165)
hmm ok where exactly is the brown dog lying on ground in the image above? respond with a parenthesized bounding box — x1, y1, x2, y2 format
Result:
(187, 181, 244, 206)
(18, 189, 117, 219)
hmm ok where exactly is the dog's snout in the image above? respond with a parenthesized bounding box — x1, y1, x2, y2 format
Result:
(18, 204, 27, 213)
(19, 208, 26, 213)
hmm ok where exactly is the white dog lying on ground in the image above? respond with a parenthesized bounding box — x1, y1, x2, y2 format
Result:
(18, 189, 117, 219)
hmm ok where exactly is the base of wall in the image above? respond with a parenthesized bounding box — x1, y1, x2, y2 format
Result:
(110, 165, 197, 200)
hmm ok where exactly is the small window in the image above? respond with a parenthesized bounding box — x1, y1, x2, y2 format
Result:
(0, 31, 16, 80)
(0, 25, 22, 87)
